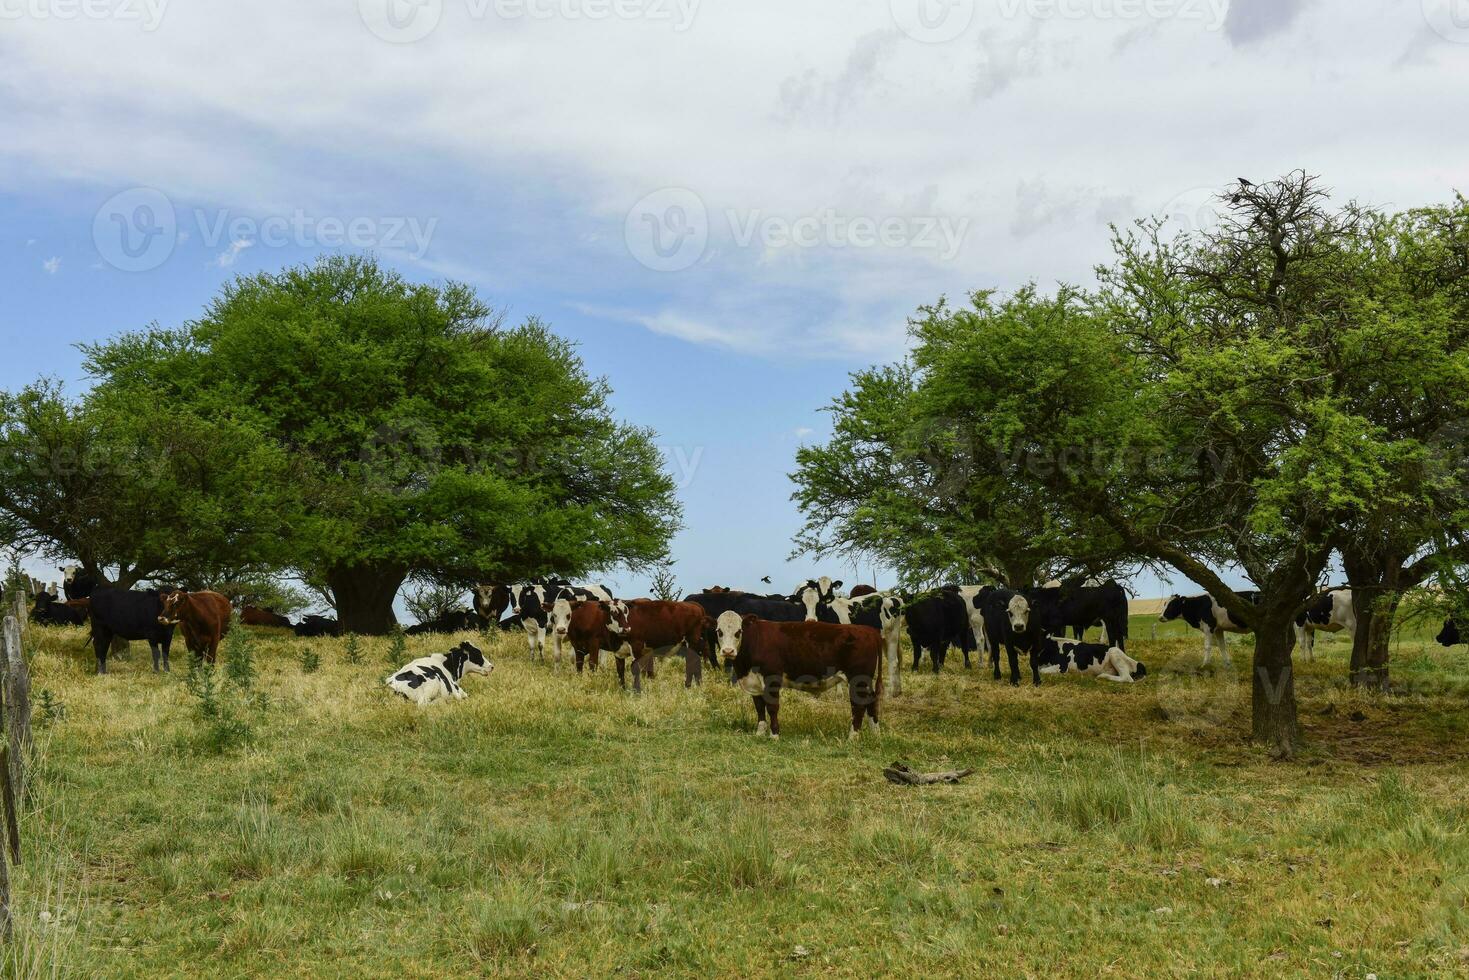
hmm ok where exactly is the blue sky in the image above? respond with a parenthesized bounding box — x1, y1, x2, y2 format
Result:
(3, 0, 1467, 611)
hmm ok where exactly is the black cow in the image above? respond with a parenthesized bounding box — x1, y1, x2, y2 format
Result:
(293, 615, 341, 638)
(405, 608, 483, 635)
(31, 591, 87, 627)
(1438, 619, 1461, 648)
(62, 565, 98, 600)
(1027, 579, 1129, 649)
(904, 588, 975, 672)
(979, 587, 1041, 686)
(85, 588, 176, 674)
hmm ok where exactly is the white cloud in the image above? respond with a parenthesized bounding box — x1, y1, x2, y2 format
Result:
(25, 238, 37, 247)
(212, 238, 253, 268)
(0, 2, 1464, 358)
(42, 256, 60, 274)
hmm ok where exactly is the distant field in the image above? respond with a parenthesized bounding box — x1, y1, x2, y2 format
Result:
(5, 621, 1469, 977)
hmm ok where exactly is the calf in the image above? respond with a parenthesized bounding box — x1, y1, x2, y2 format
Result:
(1028, 579, 1129, 649)
(292, 615, 340, 638)
(31, 590, 87, 626)
(979, 588, 1039, 685)
(790, 577, 844, 619)
(1036, 636, 1147, 682)
(240, 605, 293, 628)
(1294, 588, 1355, 659)
(158, 590, 233, 665)
(405, 608, 482, 636)
(385, 641, 493, 707)
(566, 599, 632, 672)
(1438, 618, 1461, 648)
(615, 600, 711, 691)
(85, 587, 176, 674)
(714, 611, 881, 739)
(686, 591, 806, 679)
(1158, 591, 1259, 665)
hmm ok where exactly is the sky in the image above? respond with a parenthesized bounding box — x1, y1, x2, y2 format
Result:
(2, 0, 1467, 611)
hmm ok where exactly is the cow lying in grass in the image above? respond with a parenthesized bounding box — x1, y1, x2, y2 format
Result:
(1035, 636, 1147, 682)
(714, 611, 882, 740)
(385, 641, 493, 706)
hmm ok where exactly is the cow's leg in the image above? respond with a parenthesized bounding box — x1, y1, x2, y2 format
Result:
(94, 629, 110, 675)
(991, 635, 1002, 681)
(1030, 647, 1041, 686)
(616, 655, 627, 689)
(1199, 628, 1213, 667)
(630, 645, 647, 693)
(575, 647, 586, 673)
(1294, 624, 1313, 660)
(751, 695, 768, 737)
(1007, 642, 1020, 686)
(764, 676, 782, 739)
(684, 647, 700, 688)
(1217, 630, 1230, 665)
(911, 644, 922, 671)
(149, 641, 161, 673)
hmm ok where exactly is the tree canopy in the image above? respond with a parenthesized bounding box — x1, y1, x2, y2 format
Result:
(792, 173, 1469, 755)
(3, 255, 680, 632)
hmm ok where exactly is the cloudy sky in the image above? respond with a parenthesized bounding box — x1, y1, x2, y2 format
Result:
(2, 0, 1467, 603)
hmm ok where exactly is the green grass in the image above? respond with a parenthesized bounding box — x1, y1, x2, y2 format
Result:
(5, 622, 1469, 976)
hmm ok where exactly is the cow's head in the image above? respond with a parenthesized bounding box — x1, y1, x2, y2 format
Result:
(513, 584, 545, 617)
(548, 598, 574, 638)
(62, 565, 79, 583)
(1006, 593, 1030, 632)
(1159, 594, 1185, 623)
(157, 590, 188, 625)
(715, 610, 748, 662)
(1437, 618, 1460, 648)
(456, 641, 494, 677)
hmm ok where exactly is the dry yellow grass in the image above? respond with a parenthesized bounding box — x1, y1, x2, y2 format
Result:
(3, 618, 1468, 977)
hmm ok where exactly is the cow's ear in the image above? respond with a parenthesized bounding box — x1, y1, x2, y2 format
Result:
(832, 580, 843, 590)
(741, 613, 758, 629)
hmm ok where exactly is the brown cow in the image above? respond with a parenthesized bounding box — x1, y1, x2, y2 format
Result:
(240, 605, 293, 628)
(158, 590, 232, 665)
(714, 611, 882, 740)
(565, 599, 631, 673)
(615, 600, 711, 692)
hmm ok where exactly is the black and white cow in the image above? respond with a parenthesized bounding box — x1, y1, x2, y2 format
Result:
(385, 641, 493, 707)
(1293, 588, 1356, 659)
(1438, 618, 1461, 648)
(979, 587, 1040, 686)
(1158, 591, 1260, 665)
(1028, 579, 1129, 649)
(825, 592, 907, 695)
(790, 576, 844, 620)
(1036, 635, 1147, 682)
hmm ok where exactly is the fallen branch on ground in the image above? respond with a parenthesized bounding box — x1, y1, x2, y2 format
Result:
(883, 762, 975, 786)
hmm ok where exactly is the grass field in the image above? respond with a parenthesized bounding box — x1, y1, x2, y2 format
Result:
(5, 614, 1469, 977)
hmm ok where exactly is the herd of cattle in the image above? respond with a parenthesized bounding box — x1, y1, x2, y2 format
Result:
(12, 565, 1462, 738)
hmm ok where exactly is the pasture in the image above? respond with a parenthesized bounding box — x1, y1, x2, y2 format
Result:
(6, 620, 1469, 977)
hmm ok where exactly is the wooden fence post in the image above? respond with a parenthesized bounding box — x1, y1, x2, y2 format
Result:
(2, 617, 29, 804)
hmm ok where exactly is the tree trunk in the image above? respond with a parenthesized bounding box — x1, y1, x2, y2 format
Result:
(1351, 593, 1398, 693)
(1251, 617, 1300, 757)
(326, 563, 406, 636)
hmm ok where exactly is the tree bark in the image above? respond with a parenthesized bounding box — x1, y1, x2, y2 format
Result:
(326, 563, 406, 635)
(1350, 592, 1398, 693)
(1251, 616, 1300, 757)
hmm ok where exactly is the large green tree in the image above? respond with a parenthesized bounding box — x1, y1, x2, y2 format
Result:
(794, 173, 1469, 755)
(82, 255, 681, 633)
